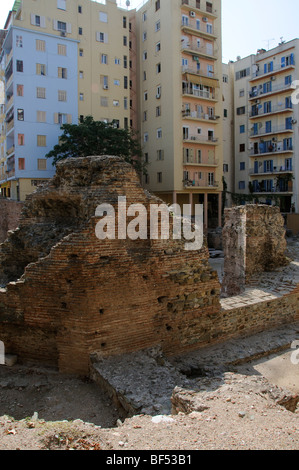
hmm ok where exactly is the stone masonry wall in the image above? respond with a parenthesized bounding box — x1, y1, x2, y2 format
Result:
(222, 205, 289, 297)
(0, 199, 23, 244)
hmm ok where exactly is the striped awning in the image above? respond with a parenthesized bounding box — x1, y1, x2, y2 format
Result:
(185, 73, 219, 88)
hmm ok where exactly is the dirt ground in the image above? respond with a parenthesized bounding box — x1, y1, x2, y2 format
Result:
(0, 348, 298, 451)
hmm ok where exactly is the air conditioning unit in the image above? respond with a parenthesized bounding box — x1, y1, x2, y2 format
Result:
(156, 93, 161, 99)
(103, 85, 109, 90)
(202, 17, 208, 22)
(60, 31, 66, 37)
(271, 76, 276, 81)
(292, 119, 297, 124)
(190, 11, 196, 17)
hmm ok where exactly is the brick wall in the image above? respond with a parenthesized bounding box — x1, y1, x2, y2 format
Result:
(0, 159, 297, 376)
(0, 199, 23, 244)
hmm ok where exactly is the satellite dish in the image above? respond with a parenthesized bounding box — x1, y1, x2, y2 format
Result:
(126, 0, 130, 7)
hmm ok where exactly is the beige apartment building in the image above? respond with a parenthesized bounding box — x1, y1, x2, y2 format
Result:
(225, 39, 299, 214)
(135, 0, 223, 229)
(0, 0, 133, 201)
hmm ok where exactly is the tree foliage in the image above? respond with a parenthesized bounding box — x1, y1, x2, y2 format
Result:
(46, 116, 145, 173)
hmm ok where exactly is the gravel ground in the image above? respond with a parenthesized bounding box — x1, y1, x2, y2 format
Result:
(0, 349, 298, 451)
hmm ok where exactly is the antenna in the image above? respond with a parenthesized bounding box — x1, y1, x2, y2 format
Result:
(263, 38, 275, 50)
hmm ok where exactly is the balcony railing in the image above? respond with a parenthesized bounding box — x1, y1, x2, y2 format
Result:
(181, 19, 217, 37)
(182, 66, 217, 80)
(181, 43, 216, 59)
(183, 156, 219, 166)
(249, 167, 293, 176)
(182, 109, 220, 121)
(252, 62, 295, 79)
(182, 83, 217, 100)
(250, 146, 293, 157)
(250, 124, 293, 138)
(181, 0, 218, 17)
(184, 178, 219, 188)
(183, 134, 219, 144)
(249, 82, 296, 99)
(249, 103, 293, 118)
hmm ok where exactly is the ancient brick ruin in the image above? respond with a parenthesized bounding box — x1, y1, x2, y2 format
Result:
(0, 157, 298, 377)
(0, 156, 221, 375)
(222, 205, 289, 296)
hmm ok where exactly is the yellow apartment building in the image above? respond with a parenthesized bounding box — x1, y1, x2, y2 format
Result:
(136, 0, 223, 229)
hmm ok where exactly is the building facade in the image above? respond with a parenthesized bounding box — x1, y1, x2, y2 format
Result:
(225, 39, 299, 214)
(135, 0, 223, 229)
(0, 0, 132, 201)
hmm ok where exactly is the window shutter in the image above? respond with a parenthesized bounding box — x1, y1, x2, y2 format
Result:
(270, 61, 273, 72)
(40, 16, 46, 28)
(53, 20, 58, 31)
(54, 113, 59, 124)
(281, 56, 286, 68)
(67, 114, 72, 124)
(31, 13, 35, 25)
(264, 64, 267, 74)
(290, 53, 294, 65)
(66, 23, 72, 34)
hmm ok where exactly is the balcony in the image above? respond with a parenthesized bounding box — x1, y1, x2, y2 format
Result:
(183, 178, 219, 189)
(182, 109, 220, 122)
(249, 82, 296, 100)
(249, 124, 294, 138)
(6, 119, 14, 133)
(181, 19, 217, 39)
(182, 66, 218, 82)
(181, 0, 218, 18)
(249, 103, 293, 119)
(183, 133, 219, 145)
(6, 145, 15, 157)
(182, 82, 218, 100)
(249, 147, 293, 158)
(181, 43, 217, 60)
(251, 62, 295, 81)
(249, 167, 293, 176)
(183, 156, 219, 166)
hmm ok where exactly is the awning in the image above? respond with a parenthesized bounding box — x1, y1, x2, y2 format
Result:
(185, 73, 219, 88)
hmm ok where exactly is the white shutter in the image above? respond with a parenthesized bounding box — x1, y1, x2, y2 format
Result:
(53, 20, 58, 31)
(66, 23, 72, 34)
(104, 33, 108, 43)
(30, 14, 35, 25)
(40, 16, 46, 28)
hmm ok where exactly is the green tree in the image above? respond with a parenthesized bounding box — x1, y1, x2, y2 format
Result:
(46, 116, 145, 173)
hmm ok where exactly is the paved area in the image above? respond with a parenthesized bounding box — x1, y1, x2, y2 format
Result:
(209, 237, 299, 310)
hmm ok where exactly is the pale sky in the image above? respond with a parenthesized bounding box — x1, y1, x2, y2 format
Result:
(0, 0, 298, 63)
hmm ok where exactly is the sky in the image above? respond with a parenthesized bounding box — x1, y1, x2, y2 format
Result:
(0, 0, 298, 63)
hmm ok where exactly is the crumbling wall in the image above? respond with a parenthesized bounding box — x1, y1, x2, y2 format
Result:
(0, 156, 221, 374)
(222, 205, 289, 296)
(0, 199, 23, 244)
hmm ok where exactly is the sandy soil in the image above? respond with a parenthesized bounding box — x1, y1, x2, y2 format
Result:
(0, 349, 298, 451)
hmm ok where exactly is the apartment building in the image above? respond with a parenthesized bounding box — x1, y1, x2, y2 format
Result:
(0, 0, 132, 201)
(136, 0, 223, 229)
(226, 39, 299, 214)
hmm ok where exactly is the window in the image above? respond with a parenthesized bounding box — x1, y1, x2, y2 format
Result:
(124, 76, 128, 89)
(156, 106, 161, 117)
(155, 20, 160, 32)
(57, 21, 67, 32)
(17, 109, 24, 121)
(101, 54, 108, 64)
(239, 89, 245, 97)
(113, 100, 119, 107)
(78, 27, 83, 35)
(235, 68, 250, 80)
(124, 97, 128, 110)
(57, 0, 66, 10)
(36, 63, 46, 76)
(79, 49, 84, 57)
(143, 31, 147, 41)
(114, 58, 121, 65)
(156, 63, 161, 73)
(97, 32, 108, 43)
(79, 71, 84, 79)
(58, 67, 67, 79)
(36, 39, 45, 51)
(223, 164, 229, 173)
(223, 74, 228, 83)
(16, 35, 23, 47)
(240, 125, 245, 134)
(36, 87, 46, 99)
(37, 135, 46, 147)
(157, 128, 162, 139)
(100, 96, 108, 107)
(224, 109, 228, 118)
(78, 5, 82, 13)
(79, 93, 84, 101)
(58, 90, 67, 101)
(239, 181, 246, 190)
(123, 16, 127, 28)
(123, 56, 127, 68)
(157, 172, 162, 183)
(18, 134, 25, 146)
(123, 36, 127, 46)
(143, 51, 147, 61)
(144, 133, 149, 142)
(37, 111, 46, 122)
(143, 111, 147, 122)
(142, 11, 147, 22)
(240, 144, 245, 152)
(157, 150, 164, 160)
(38, 159, 47, 170)
(18, 158, 25, 170)
(100, 12, 108, 23)
(285, 75, 292, 85)
(101, 75, 109, 89)
(237, 106, 245, 115)
(144, 91, 148, 101)
(16, 60, 23, 72)
(17, 84, 24, 97)
(156, 42, 161, 52)
(240, 162, 245, 170)
(155, 0, 160, 11)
